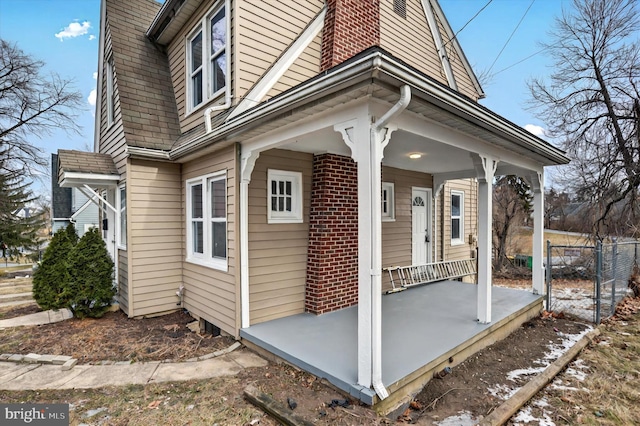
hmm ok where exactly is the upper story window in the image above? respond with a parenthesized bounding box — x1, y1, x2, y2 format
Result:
(106, 55, 115, 126)
(382, 182, 395, 221)
(187, 0, 229, 112)
(117, 184, 127, 249)
(451, 190, 464, 245)
(186, 172, 227, 270)
(268, 169, 303, 224)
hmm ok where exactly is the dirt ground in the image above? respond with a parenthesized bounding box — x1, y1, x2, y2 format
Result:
(0, 296, 593, 425)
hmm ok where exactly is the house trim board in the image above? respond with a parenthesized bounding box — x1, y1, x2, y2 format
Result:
(421, 0, 457, 91)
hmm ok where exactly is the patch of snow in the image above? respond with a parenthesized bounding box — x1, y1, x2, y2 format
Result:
(487, 383, 519, 399)
(512, 405, 555, 425)
(507, 366, 546, 382)
(436, 411, 476, 426)
(534, 397, 550, 408)
(565, 359, 589, 381)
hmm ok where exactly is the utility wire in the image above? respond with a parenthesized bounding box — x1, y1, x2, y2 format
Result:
(486, 0, 537, 75)
(492, 47, 546, 77)
(443, 0, 493, 47)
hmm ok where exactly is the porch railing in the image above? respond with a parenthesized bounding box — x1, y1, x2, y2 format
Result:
(384, 258, 477, 294)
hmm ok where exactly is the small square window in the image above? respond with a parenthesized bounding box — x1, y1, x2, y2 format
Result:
(268, 170, 302, 224)
(382, 182, 395, 221)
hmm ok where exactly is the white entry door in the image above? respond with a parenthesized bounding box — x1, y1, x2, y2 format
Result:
(412, 188, 432, 265)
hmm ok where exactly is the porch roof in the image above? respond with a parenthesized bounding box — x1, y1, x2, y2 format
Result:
(167, 47, 569, 168)
(241, 281, 543, 406)
(57, 149, 120, 188)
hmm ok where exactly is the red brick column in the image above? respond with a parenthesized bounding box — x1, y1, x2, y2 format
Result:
(320, 0, 380, 71)
(306, 154, 359, 314)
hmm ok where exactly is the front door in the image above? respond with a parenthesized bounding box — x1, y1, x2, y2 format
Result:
(412, 188, 432, 265)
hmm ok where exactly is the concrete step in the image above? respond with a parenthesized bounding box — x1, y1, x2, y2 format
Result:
(0, 300, 35, 309)
(0, 292, 33, 303)
(0, 286, 32, 295)
(0, 280, 32, 289)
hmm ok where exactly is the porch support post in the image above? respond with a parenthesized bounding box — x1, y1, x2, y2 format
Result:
(473, 153, 497, 324)
(335, 118, 373, 389)
(240, 149, 260, 329)
(529, 170, 545, 295)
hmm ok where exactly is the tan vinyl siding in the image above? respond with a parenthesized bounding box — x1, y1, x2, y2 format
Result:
(380, 0, 481, 100)
(441, 179, 478, 261)
(117, 249, 129, 314)
(166, 0, 235, 134)
(181, 145, 238, 336)
(266, 32, 322, 100)
(248, 149, 312, 325)
(381, 166, 433, 293)
(238, 0, 324, 103)
(380, 0, 448, 88)
(99, 23, 127, 176)
(128, 160, 183, 317)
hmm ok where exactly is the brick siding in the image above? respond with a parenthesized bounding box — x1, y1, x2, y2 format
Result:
(306, 154, 359, 314)
(320, 0, 380, 71)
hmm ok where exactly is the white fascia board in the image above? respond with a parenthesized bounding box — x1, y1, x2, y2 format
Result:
(60, 172, 120, 188)
(429, 0, 485, 98)
(93, 0, 107, 153)
(171, 50, 568, 166)
(228, 6, 327, 120)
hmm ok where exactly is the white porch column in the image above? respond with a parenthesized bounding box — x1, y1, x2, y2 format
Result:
(473, 154, 497, 324)
(335, 118, 373, 389)
(240, 150, 260, 329)
(529, 171, 545, 295)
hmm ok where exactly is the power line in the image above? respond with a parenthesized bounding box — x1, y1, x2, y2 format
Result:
(486, 0, 537, 75)
(443, 0, 494, 47)
(492, 47, 546, 77)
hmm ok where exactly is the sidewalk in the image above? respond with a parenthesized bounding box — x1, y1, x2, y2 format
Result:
(0, 348, 267, 391)
(0, 308, 268, 391)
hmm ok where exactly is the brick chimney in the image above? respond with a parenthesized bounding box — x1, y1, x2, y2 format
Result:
(320, 0, 380, 72)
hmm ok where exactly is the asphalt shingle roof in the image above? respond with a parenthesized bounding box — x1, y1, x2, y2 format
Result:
(106, 0, 181, 151)
(57, 150, 119, 176)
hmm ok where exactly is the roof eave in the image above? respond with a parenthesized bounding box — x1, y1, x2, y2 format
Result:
(169, 50, 568, 166)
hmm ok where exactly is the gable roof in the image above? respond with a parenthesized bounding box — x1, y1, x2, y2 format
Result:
(105, 0, 180, 151)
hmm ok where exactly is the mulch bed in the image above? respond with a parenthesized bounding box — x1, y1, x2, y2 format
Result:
(0, 309, 235, 364)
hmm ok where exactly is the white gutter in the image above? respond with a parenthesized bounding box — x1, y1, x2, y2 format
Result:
(126, 145, 171, 161)
(370, 85, 411, 400)
(422, 0, 457, 91)
(93, 0, 107, 153)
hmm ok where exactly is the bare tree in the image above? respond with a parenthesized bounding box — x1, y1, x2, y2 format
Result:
(493, 176, 532, 270)
(529, 0, 640, 240)
(0, 39, 83, 176)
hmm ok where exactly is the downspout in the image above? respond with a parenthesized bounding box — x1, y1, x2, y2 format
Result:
(370, 84, 411, 400)
(422, 0, 458, 91)
(204, 92, 232, 133)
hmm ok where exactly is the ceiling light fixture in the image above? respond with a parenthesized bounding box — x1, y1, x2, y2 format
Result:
(409, 153, 422, 159)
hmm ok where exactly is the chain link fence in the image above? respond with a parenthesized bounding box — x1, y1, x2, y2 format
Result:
(545, 240, 640, 324)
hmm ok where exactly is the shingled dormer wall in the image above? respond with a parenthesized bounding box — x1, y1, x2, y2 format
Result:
(320, 0, 380, 72)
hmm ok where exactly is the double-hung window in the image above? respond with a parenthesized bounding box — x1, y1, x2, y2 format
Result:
(106, 55, 115, 126)
(451, 190, 464, 244)
(187, 172, 227, 270)
(382, 182, 395, 221)
(117, 184, 127, 249)
(187, 0, 229, 112)
(267, 170, 302, 224)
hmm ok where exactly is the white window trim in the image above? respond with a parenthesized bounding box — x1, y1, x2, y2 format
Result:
(117, 183, 127, 249)
(382, 182, 395, 222)
(267, 169, 303, 224)
(185, 0, 231, 115)
(106, 55, 115, 127)
(186, 171, 228, 271)
(451, 190, 464, 245)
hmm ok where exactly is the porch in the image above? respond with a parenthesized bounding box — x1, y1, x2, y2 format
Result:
(240, 280, 543, 412)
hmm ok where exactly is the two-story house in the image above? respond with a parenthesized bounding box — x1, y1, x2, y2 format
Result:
(56, 0, 569, 412)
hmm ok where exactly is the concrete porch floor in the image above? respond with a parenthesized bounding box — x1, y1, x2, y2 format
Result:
(240, 281, 543, 410)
